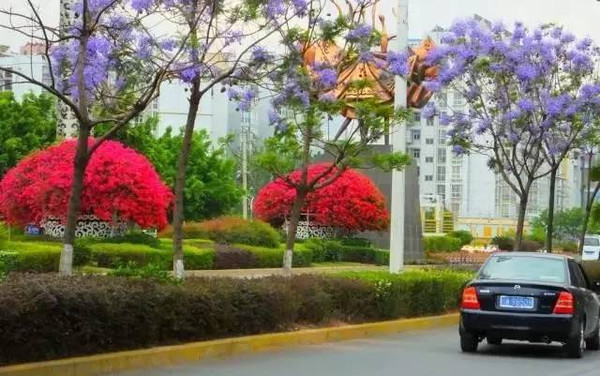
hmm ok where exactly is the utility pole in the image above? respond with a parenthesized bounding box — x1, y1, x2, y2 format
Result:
(57, 0, 79, 139)
(389, 0, 408, 273)
(241, 123, 249, 219)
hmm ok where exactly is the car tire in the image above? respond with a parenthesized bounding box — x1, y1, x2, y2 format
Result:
(585, 319, 600, 351)
(487, 336, 502, 345)
(460, 331, 478, 353)
(565, 321, 585, 359)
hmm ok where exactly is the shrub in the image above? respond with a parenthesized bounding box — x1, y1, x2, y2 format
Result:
(373, 249, 390, 266)
(0, 270, 470, 365)
(520, 239, 543, 252)
(105, 231, 161, 248)
(423, 236, 462, 253)
(200, 216, 280, 248)
(89, 243, 214, 270)
(236, 244, 313, 267)
(158, 222, 207, 240)
(303, 238, 379, 264)
(0, 241, 89, 272)
(109, 262, 175, 283)
(213, 244, 258, 269)
(491, 235, 514, 251)
(450, 231, 473, 246)
(559, 241, 578, 254)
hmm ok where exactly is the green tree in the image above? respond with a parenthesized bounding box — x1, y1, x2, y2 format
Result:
(104, 119, 242, 221)
(0, 92, 56, 177)
(531, 207, 600, 245)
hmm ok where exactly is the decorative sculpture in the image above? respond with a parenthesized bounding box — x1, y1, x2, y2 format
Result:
(302, 0, 438, 119)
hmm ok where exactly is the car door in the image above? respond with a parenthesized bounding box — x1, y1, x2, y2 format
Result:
(568, 260, 593, 333)
(577, 262, 600, 334)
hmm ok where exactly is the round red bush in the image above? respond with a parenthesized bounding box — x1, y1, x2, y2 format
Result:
(253, 164, 389, 232)
(0, 138, 172, 229)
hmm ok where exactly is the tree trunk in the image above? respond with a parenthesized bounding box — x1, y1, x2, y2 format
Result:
(546, 167, 558, 253)
(172, 80, 202, 280)
(283, 189, 306, 275)
(579, 182, 600, 253)
(59, 126, 91, 276)
(514, 193, 529, 251)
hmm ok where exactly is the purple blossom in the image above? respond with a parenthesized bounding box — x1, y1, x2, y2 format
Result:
(266, 0, 285, 18)
(359, 50, 375, 63)
(440, 112, 452, 126)
(452, 145, 466, 155)
(160, 39, 176, 51)
(422, 103, 436, 119)
(515, 63, 537, 81)
(517, 98, 535, 112)
(314, 66, 338, 88)
(319, 92, 337, 102)
(387, 50, 410, 76)
(130, 0, 153, 12)
(251, 46, 272, 65)
(291, 0, 308, 16)
(346, 24, 372, 43)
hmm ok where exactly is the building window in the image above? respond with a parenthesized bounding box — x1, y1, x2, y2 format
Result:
(451, 184, 461, 199)
(425, 156, 434, 163)
(437, 148, 447, 164)
(241, 110, 251, 124)
(438, 130, 446, 144)
(426, 117, 434, 126)
(42, 66, 52, 87)
(411, 129, 421, 141)
(425, 175, 433, 182)
(437, 92, 448, 108)
(413, 112, 421, 123)
(437, 166, 446, 181)
(412, 148, 420, 158)
(452, 165, 461, 180)
(1, 69, 12, 92)
(452, 92, 464, 107)
(437, 184, 446, 201)
(425, 138, 434, 145)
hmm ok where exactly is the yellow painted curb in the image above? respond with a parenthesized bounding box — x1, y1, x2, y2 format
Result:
(0, 313, 459, 376)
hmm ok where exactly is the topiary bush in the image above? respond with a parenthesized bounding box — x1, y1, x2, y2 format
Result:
(450, 230, 473, 246)
(213, 244, 258, 269)
(0, 270, 471, 365)
(491, 235, 514, 251)
(423, 236, 462, 253)
(0, 241, 90, 272)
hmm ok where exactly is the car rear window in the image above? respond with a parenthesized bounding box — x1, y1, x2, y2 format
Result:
(584, 237, 600, 246)
(478, 256, 566, 283)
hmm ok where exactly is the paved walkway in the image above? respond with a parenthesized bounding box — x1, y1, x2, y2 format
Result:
(185, 265, 388, 278)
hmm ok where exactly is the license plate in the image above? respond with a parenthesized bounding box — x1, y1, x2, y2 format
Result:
(498, 295, 535, 309)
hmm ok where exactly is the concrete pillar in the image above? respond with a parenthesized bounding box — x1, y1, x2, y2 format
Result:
(57, 0, 79, 139)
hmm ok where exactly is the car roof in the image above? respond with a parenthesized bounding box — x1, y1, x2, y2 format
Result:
(489, 252, 572, 261)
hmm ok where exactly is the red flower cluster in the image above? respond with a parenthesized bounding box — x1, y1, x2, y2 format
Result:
(253, 164, 390, 232)
(0, 139, 172, 230)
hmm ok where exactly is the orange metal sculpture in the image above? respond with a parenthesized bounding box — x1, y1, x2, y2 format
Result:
(302, 0, 438, 119)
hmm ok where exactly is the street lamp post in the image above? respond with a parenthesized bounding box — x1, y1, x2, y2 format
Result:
(57, 0, 79, 139)
(389, 0, 409, 273)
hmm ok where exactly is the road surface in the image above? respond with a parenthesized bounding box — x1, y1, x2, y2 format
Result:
(115, 327, 600, 376)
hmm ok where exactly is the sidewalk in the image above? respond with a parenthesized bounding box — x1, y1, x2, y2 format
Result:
(185, 265, 388, 278)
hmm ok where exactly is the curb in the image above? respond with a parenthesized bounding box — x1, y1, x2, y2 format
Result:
(0, 313, 459, 376)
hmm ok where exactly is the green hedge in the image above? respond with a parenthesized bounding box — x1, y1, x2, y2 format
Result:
(450, 231, 473, 246)
(89, 243, 214, 270)
(159, 216, 280, 248)
(0, 270, 472, 365)
(303, 238, 387, 264)
(423, 236, 462, 253)
(235, 244, 313, 267)
(0, 241, 90, 272)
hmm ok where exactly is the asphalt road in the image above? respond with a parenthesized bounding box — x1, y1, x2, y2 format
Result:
(115, 327, 600, 376)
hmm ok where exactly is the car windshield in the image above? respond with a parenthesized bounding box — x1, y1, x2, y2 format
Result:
(478, 256, 566, 283)
(584, 237, 600, 246)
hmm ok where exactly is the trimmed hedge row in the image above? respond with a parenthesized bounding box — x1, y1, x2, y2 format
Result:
(423, 236, 462, 253)
(0, 241, 90, 272)
(0, 270, 472, 365)
(158, 216, 280, 248)
(303, 238, 389, 265)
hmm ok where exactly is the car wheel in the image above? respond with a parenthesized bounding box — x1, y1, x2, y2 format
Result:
(487, 336, 502, 345)
(460, 331, 478, 353)
(585, 318, 600, 351)
(565, 321, 585, 359)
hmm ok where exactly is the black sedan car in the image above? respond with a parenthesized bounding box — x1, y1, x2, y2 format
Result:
(459, 252, 600, 358)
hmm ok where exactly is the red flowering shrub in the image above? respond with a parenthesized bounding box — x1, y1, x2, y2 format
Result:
(0, 139, 172, 230)
(253, 164, 389, 232)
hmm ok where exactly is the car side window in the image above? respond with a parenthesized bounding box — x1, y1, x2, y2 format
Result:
(577, 263, 592, 290)
(568, 261, 586, 288)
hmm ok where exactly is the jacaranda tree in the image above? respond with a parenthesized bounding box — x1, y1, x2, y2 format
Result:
(0, 139, 172, 230)
(254, 163, 390, 232)
(164, 0, 306, 279)
(425, 18, 600, 250)
(0, 0, 186, 275)
(253, 0, 414, 273)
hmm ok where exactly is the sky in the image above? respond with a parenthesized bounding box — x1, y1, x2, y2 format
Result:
(2, 0, 600, 50)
